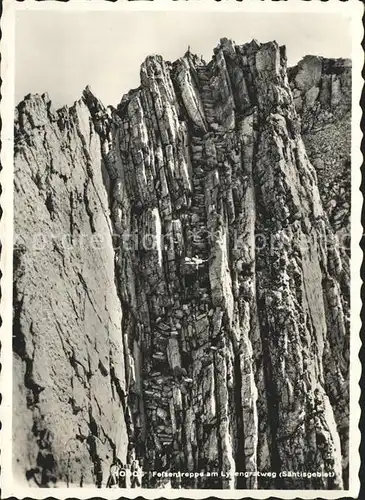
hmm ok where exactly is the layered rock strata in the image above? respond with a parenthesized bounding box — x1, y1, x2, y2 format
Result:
(13, 39, 351, 489)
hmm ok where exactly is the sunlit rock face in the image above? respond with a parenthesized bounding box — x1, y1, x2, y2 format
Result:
(13, 93, 129, 487)
(13, 39, 350, 489)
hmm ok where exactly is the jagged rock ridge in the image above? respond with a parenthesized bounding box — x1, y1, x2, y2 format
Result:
(13, 38, 351, 489)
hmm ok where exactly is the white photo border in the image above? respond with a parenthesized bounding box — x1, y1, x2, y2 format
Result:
(0, 0, 362, 498)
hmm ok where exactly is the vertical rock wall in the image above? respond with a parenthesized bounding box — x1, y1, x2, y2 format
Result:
(13, 39, 351, 489)
(289, 63, 351, 486)
(13, 95, 128, 486)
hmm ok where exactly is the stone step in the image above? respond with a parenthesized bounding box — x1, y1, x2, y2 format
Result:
(158, 433, 173, 441)
(192, 177, 204, 186)
(191, 207, 205, 215)
(193, 241, 208, 249)
(192, 229, 209, 234)
(192, 219, 207, 224)
(193, 233, 209, 239)
(193, 170, 205, 177)
(192, 242, 209, 249)
(192, 178, 205, 185)
(191, 233, 208, 240)
(152, 352, 167, 361)
(192, 239, 209, 245)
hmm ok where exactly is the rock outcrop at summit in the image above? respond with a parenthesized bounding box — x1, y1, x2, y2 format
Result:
(289, 55, 351, 240)
(13, 39, 351, 490)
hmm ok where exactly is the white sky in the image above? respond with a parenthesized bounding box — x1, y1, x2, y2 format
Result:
(15, 11, 352, 109)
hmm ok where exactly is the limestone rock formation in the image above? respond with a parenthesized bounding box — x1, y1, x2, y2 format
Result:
(289, 56, 351, 240)
(13, 39, 351, 490)
(13, 93, 129, 487)
(289, 57, 351, 401)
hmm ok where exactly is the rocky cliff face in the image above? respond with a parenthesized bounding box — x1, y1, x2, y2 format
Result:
(13, 94, 129, 487)
(13, 39, 351, 490)
(289, 55, 351, 241)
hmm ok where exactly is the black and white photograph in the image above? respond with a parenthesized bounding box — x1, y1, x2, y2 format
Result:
(0, 0, 362, 497)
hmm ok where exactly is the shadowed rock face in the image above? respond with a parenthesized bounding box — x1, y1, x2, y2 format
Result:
(13, 39, 351, 489)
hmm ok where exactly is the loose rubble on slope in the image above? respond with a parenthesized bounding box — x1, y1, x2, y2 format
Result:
(13, 38, 351, 489)
(289, 55, 351, 244)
